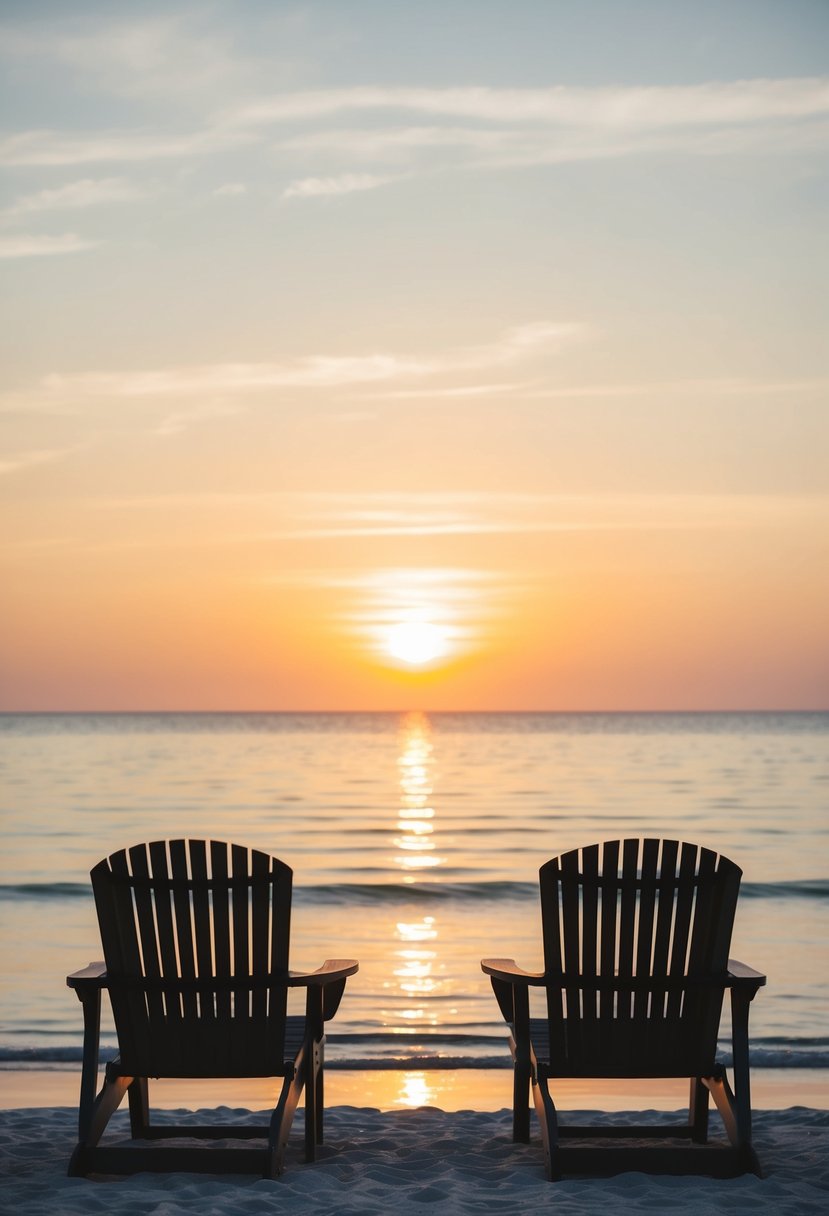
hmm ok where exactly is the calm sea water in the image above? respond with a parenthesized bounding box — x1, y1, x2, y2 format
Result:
(0, 712, 827, 1072)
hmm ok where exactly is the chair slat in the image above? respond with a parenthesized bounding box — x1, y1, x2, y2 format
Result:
(147, 841, 181, 1028)
(100, 849, 152, 1069)
(540, 856, 564, 1027)
(210, 841, 232, 1023)
(250, 849, 270, 1022)
(126, 844, 166, 1031)
(189, 840, 215, 1021)
(667, 842, 698, 1018)
(169, 839, 198, 1020)
(231, 843, 251, 1058)
(580, 843, 599, 1023)
(617, 838, 639, 1020)
(598, 840, 619, 1021)
(561, 847, 582, 1052)
(633, 838, 659, 1021)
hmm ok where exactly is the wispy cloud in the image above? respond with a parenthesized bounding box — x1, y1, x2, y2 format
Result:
(231, 79, 829, 129)
(24, 323, 585, 405)
(283, 172, 401, 198)
(0, 126, 254, 167)
(261, 566, 510, 642)
(213, 182, 247, 196)
(0, 446, 80, 476)
(3, 77, 826, 174)
(154, 402, 245, 437)
(91, 490, 827, 539)
(275, 491, 829, 541)
(2, 177, 143, 219)
(0, 233, 99, 258)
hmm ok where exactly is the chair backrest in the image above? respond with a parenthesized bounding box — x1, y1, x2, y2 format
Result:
(91, 839, 293, 1078)
(539, 839, 741, 1078)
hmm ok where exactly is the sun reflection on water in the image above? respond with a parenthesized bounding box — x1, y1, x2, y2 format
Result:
(396, 1071, 436, 1108)
(387, 713, 444, 1047)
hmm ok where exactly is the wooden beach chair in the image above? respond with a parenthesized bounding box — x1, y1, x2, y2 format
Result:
(482, 838, 766, 1179)
(67, 839, 358, 1178)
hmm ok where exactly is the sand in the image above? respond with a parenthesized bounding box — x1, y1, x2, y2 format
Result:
(1, 1105, 828, 1215)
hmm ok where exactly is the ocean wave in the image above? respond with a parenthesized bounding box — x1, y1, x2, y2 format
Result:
(2, 877, 828, 904)
(0, 882, 90, 900)
(3, 1037, 828, 1070)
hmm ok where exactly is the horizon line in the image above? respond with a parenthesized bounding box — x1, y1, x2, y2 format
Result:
(1, 707, 826, 717)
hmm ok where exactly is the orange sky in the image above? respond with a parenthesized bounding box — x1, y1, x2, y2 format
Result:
(1, 4, 828, 710)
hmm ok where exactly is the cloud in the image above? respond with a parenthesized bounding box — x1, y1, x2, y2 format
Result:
(3, 77, 826, 173)
(267, 491, 829, 541)
(0, 126, 254, 167)
(283, 172, 400, 198)
(28, 322, 585, 404)
(232, 79, 829, 129)
(154, 402, 245, 437)
(2, 177, 143, 219)
(0, 233, 99, 258)
(213, 182, 247, 196)
(0, 446, 80, 476)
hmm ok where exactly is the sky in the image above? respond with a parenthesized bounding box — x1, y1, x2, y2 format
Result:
(1, 0, 827, 711)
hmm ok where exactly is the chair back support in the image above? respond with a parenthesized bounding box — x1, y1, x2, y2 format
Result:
(91, 840, 293, 1078)
(539, 839, 741, 1077)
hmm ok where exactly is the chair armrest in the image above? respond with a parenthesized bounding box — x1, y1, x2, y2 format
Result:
(289, 960, 358, 1025)
(66, 961, 107, 989)
(727, 959, 767, 988)
(481, 958, 546, 985)
(286, 959, 359, 987)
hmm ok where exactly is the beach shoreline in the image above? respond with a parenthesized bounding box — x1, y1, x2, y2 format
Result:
(2, 1066, 826, 1112)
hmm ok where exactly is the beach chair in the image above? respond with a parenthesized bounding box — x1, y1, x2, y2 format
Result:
(482, 838, 765, 1179)
(66, 839, 358, 1178)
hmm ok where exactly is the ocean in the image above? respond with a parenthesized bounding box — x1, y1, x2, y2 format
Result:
(0, 711, 827, 1076)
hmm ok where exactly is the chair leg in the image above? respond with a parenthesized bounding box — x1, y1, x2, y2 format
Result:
(315, 1039, 325, 1145)
(704, 1068, 739, 1145)
(267, 1045, 307, 1179)
(729, 987, 755, 1149)
(689, 1076, 709, 1143)
(127, 1077, 150, 1137)
(68, 1072, 133, 1175)
(513, 1059, 531, 1143)
(304, 1038, 322, 1162)
(74, 987, 101, 1144)
(531, 1073, 560, 1181)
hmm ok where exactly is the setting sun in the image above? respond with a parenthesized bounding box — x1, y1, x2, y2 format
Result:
(386, 621, 448, 666)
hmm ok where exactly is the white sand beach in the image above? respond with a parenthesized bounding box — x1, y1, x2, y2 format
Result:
(1, 1104, 827, 1215)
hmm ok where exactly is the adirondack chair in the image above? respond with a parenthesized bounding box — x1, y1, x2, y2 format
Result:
(482, 839, 766, 1180)
(66, 840, 358, 1178)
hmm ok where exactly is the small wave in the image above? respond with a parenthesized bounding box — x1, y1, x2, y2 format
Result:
(3, 1036, 828, 1069)
(740, 879, 829, 901)
(294, 881, 537, 905)
(0, 882, 90, 901)
(2, 877, 827, 905)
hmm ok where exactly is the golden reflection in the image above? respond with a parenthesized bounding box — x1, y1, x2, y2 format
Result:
(396, 1071, 436, 1108)
(394, 713, 444, 876)
(387, 714, 445, 1049)
(396, 917, 437, 942)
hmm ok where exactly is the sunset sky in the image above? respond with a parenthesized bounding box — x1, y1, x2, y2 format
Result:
(1, 1, 827, 711)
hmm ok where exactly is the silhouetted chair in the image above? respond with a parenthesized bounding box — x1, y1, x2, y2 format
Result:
(482, 839, 765, 1179)
(67, 839, 358, 1177)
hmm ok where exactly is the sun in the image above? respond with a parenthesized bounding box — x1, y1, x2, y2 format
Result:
(385, 620, 448, 666)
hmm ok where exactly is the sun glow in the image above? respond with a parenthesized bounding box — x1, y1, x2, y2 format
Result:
(385, 619, 448, 666)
